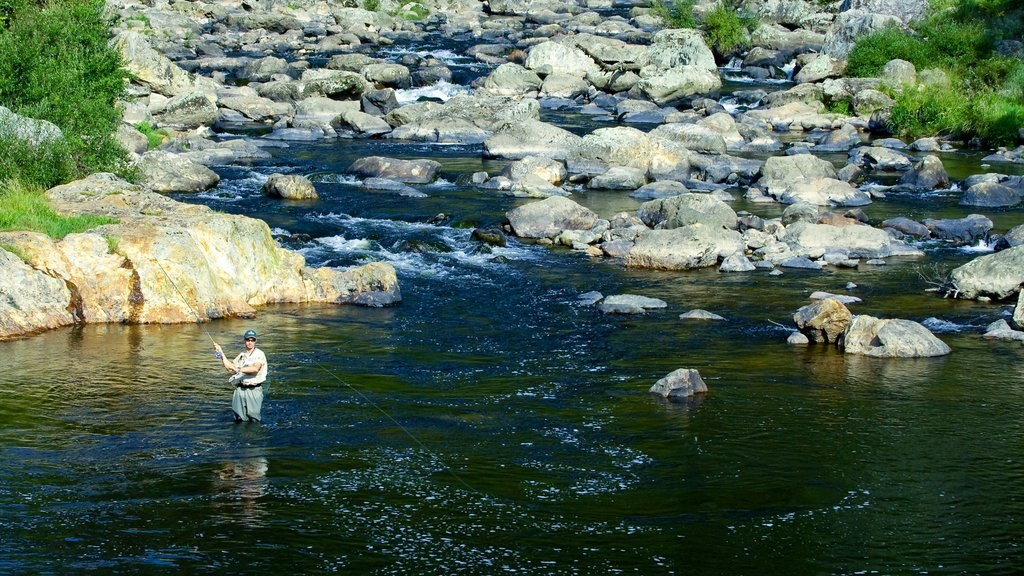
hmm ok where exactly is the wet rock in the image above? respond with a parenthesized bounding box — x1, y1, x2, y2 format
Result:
(950, 245, 1024, 300)
(843, 316, 951, 357)
(599, 294, 668, 314)
(923, 214, 993, 244)
(719, 252, 756, 272)
(848, 145, 914, 171)
(778, 177, 872, 206)
(482, 62, 543, 96)
(650, 368, 708, 399)
(361, 178, 427, 197)
(1015, 291, 1024, 329)
(679, 309, 725, 321)
(262, 173, 318, 200)
(899, 155, 949, 190)
(524, 40, 600, 77)
(332, 109, 392, 137)
(588, 167, 647, 190)
(809, 291, 862, 304)
(960, 181, 1023, 207)
(630, 180, 689, 200)
(787, 331, 810, 345)
(793, 297, 852, 344)
(506, 196, 598, 240)
(152, 91, 219, 129)
(348, 156, 441, 184)
(982, 319, 1024, 341)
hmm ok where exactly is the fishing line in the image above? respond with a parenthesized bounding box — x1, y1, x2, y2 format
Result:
(152, 258, 217, 344)
(307, 357, 483, 497)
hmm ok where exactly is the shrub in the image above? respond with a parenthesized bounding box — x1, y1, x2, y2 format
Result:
(971, 93, 1024, 145)
(136, 121, 170, 150)
(701, 5, 749, 56)
(0, 180, 117, 239)
(0, 0, 131, 183)
(650, 0, 695, 29)
(362, 0, 380, 11)
(886, 83, 972, 141)
(0, 121, 75, 189)
(846, 27, 930, 77)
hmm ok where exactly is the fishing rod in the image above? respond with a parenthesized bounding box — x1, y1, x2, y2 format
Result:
(152, 258, 217, 344)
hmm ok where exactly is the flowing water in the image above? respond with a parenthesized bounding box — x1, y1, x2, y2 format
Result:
(5, 49, 1024, 575)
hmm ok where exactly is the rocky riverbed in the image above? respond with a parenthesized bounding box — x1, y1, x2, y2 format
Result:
(3, 0, 1024, 347)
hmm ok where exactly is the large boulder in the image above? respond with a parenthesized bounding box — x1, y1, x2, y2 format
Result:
(637, 194, 738, 231)
(506, 196, 599, 239)
(949, 245, 1024, 300)
(151, 91, 219, 129)
(525, 40, 600, 77)
(0, 247, 75, 340)
(482, 63, 543, 96)
(783, 221, 922, 259)
(114, 31, 212, 98)
(793, 297, 851, 343)
(843, 316, 951, 357)
(778, 177, 872, 206)
(574, 126, 686, 172)
(636, 66, 722, 106)
(348, 156, 441, 184)
(625, 225, 744, 270)
(646, 29, 717, 72)
(137, 151, 220, 193)
(0, 173, 401, 340)
(960, 181, 1023, 207)
(839, 0, 929, 24)
(0, 106, 62, 147)
(899, 155, 949, 190)
(923, 214, 993, 244)
(484, 120, 582, 160)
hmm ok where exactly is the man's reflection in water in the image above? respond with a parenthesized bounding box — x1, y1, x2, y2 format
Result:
(214, 456, 269, 527)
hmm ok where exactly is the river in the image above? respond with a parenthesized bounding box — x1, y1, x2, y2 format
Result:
(3, 37, 1024, 576)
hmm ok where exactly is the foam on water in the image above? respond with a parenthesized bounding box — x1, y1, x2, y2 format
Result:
(395, 80, 469, 104)
(922, 317, 973, 333)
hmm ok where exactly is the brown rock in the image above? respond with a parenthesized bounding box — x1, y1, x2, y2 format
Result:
(793, 297, 852, 343)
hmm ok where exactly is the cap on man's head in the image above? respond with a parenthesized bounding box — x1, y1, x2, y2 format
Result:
(243, 329, 257, 339)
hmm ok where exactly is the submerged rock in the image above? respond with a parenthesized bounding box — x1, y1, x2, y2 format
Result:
(599, 294, 668, 314)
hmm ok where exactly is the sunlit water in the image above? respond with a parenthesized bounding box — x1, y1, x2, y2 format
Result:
(4, 64, 1024, 574)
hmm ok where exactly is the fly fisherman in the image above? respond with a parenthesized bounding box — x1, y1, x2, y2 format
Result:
(213, 330, 268, 423)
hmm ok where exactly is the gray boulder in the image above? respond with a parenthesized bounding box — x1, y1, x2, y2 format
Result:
(631, 181, 689, 200)
(923, 214, 993, 244)
(646, 29, 717, 72)
(1016, 290, 1024, 329)
(719, 252, 756, 272)
(137, 151, 219, 193)
(843, 316, 951, 357)
(637, 193, 738, 231)
(0, 106, 63, 147)
(679, 309, 726, 320)
(783, 221, 923, 259)
(482, 63, 543, 96)
(484, 120, 582, 160)
(332, 109, 392, 137)
(626, 225, 744, 270)
(506, 196, 599, 239)
(636, 66, 722, 106)
(262, 174, 317, 200)
(778, 177, 872, 206)
(152, 91, 219, 129)
(950, 245, 1024, 300)
(525, 40, 600, 77)
(795, 54, 845, 84)
(960, 181, 1023, 207)
(650, 368, 708, 399)
(839, 0, 929, 24)
(822, 9, 905, 58)
(899, 155, 949, 189)
(881, 217, 930, 238)
(348, 156, 441, 184)
(588, 167, 647, 190)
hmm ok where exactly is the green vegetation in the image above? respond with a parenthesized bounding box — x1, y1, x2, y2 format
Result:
(650, 0, 695, 30)
(0, 0, 131, 190)
(0, 180, 117, 239)
(701, 5, 751, 56)
(399, 3, 429, 20)
(651, 1, 755, 57)
(136, 121, 171, 150)
(362, 0, 380, 12)
(0, 242, 27, 263)
(845, 0, 1024, 145)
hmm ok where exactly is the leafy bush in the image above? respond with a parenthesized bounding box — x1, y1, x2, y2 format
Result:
(971, 92, 1024, 145)
(0, 0, 131, 184)
(887, 83, 971, 141)
(650, 0, 695, 29)
(846, 27, 931, 77)
(0, 180, 117, 239)
(701, 5, 749, 56)
(362, 0, 380, 11)
(0, 121, 74, 189)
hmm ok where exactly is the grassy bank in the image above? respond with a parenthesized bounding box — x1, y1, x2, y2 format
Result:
(0, 180, 116, 239)
(845, 0, 1024, 145)
(0, 0, 128, 238)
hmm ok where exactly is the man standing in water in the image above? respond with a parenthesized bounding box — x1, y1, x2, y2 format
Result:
(213, 330, 268, 423)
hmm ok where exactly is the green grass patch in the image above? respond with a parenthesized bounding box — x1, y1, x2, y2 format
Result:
(0, 180, 117, 239)
(135, 121, 170, 150)
(0, 242, 28, 263)
(362, 0, 380, 11)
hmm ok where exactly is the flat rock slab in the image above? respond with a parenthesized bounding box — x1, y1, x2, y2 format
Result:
(599, 294, 668, 314)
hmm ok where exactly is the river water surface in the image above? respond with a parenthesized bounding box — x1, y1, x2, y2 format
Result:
(4, 47, 1024, 575)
